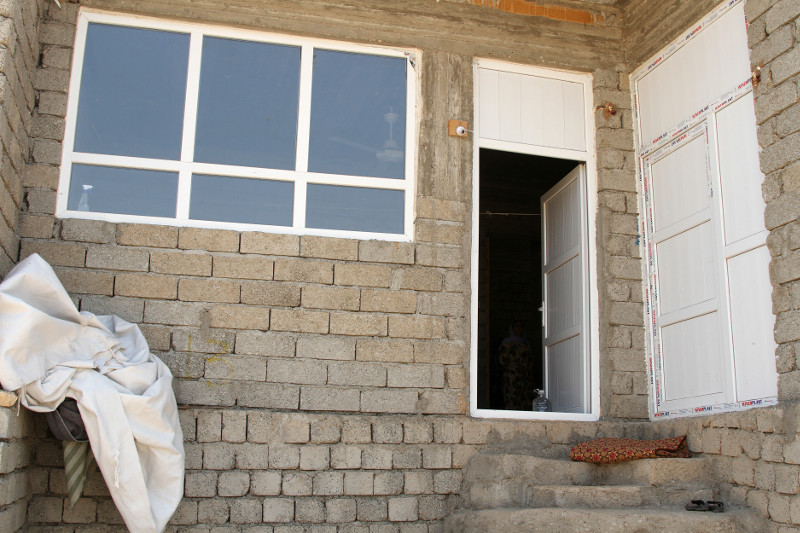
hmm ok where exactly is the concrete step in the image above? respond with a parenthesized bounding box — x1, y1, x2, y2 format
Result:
(464, 452, 711, 487)
(443, 507, 748, 533)
(467, 480, 714, 509)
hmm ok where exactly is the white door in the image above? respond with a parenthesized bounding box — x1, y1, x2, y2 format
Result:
(644, 126, 732, 411)
(541, 165, 589, 413)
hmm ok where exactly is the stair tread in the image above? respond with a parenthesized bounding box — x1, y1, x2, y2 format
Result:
(445, 506, 746, 533)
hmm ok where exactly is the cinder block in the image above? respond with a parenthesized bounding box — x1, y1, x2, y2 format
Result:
(179, 278, 240, 303)
(334, 263, 391, 287)
(117, 224, 178, 248)
(206, 355, 267, 381)
(144, 301, 204, 326)
(237, 382, 300, 409)
(395, 268, 443, 292)
(262, 497, 294, 523)
(303, 286, 360, 311)
(403, 420, 433, 444)
(314, 471, 344, 496)
(296, 335, 355, 361)
(150, 250, 212, 276)
(417, 293, 465, 317)
(271, 309, 329, 333)
(54, 267, 114, 295)
(172, 328, 235, 354)
(222, 410, 247, 443)
(301, 386, 360, 412)
(80, 295, 145, 323)
(330, 445, 361, 469)
(269, 445, 300, 469)
(326, 498, 357, 523)
(419, 390, 465, 415)
(274, 259, 333, 284)
(434, 420, 462, 444)
(388, 315, 446, 340)
(115, 273, 177, 299)
(251, 471, 282, 496)
(185, 471, 219, 497)
(415, 244, 462, 268)
(213, 254, 274, 280)
(414, 342, 465, 364)
(342, 418, 372, 444)
(356, 497, 387, 521)
(359, 240, 414, 264)
(179, 227, 239, 252)
(374, 471, 404, 495)
(388, 364, 444, 388)
(86, 245, 149, 271)
(268, 358, 327, 385)
(204, 442, 236, 470)
(218, 471, 251, 497)
(360, 289, 417, 313)
(197, 410, 222, 442)
(231, 498, 263, 524)
(366, 419, 399, 445)
(328, 361, 386, 386)
(235, 443, 270, 470)
(404, 471, 433, 494)
(445, 366, 466, 388)
(301, 235, 358, 260)
(20, 240, 84, 266)
(388, 497, 418, 522)
(175, 380, 236, 406)
(283, 472, 313, 496)
(344, 471, 374, 495)
(361, 390, 419, 414)
(295, 497, 326, 523)
(61, 498, 97, 524)
(311, 416, 342, 444)
(18, 213, 54, 239)
(241, 281, 301, 306)
(422, 445, 452, 469)
(392, 448, 422, 469)
(330, 313, 387, 336)
(236, 330, 296, 357)
(60, 218, 115, 243)
(241, 232, 300, 256)
(300, 446, 330, 470)
(433, 470, 461, 494)
(209, 305, 269, 330)
(418, 495, 447, 521)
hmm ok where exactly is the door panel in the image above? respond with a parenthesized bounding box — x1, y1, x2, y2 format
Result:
(547, 335, 583, 413)
(661, 311, 724, 402)
(655, 222, 716, 314)
(650, 134, 709, 231)
(542, 165, 588, 413)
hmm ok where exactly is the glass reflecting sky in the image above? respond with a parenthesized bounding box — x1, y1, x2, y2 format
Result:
(195, 37, 301, 170)
(308, 50, 406, 179)
(74, 24, 189, 160)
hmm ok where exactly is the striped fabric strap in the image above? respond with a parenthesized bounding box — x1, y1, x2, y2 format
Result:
(63, 440, 92, 508)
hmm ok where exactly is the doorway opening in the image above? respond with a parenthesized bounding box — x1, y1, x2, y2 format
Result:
(476, 148, 583, 413)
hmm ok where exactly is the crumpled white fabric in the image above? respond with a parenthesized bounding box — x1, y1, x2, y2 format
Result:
(0, 254, 184, 533)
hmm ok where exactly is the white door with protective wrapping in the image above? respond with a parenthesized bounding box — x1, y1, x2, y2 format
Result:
(541, 165, 589, 413)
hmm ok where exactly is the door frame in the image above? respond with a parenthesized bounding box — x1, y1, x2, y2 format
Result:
(469, 59, 600, 421)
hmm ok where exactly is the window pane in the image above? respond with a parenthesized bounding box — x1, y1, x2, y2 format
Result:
(308, 50, 406, 179)
(306, 184, 403, 234)
(68, 165, 178, 217)
(74, 23, 189, 160)
(195, 37, 301, 169)
(189, 175, 293, 226)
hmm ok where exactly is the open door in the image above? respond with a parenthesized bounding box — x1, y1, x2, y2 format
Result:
(541, 165, 589, 413)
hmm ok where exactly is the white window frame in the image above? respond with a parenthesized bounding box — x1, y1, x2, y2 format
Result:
(57, 10, 419, 241)
(469, 59, 600, 422)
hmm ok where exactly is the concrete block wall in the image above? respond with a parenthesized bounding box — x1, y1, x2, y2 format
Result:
(13, 0, 649, 529)
(0, 0, 47, 531)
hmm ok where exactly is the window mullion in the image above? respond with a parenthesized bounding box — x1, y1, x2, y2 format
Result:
(293, 44, 314, 229)
(176, 30, 204, 221)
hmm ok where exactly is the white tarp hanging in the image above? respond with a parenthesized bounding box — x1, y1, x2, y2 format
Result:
(0, 253, 184, 532)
